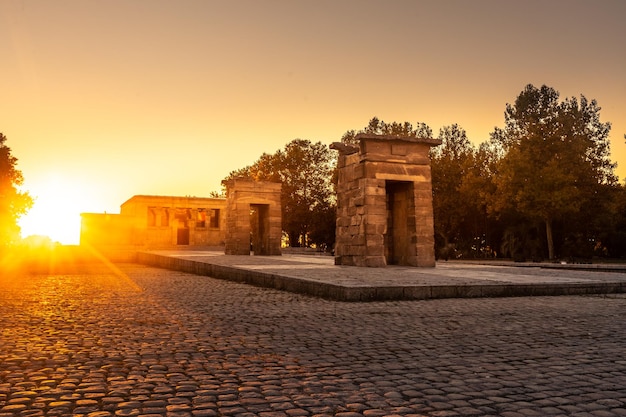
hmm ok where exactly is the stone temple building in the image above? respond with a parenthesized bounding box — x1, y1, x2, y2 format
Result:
(80, 195, 227, 253)
(81, 181, 284, 259)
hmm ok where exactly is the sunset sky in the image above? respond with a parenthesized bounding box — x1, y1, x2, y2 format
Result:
(2, 0, 625, 244)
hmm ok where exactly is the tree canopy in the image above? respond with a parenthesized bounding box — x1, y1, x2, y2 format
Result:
(0, 133, 33, 247)
(341, 117, 433, 145)
(430, 124, 479, 253)
(488, 84, 616, 259)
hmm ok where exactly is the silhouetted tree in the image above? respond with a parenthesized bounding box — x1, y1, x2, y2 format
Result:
(430, 125, 476, 256)
(602, 183, 626, 258)
(341, 117, 433, 145)
(0, 133, 33, 247)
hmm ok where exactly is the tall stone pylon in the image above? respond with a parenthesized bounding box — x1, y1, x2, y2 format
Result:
(332, 134, 441, 267)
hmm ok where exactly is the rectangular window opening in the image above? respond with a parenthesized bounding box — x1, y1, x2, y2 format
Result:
(147, 207, 157, 227)
(161, 208, 169, 227)
(196, 209, 207, 228)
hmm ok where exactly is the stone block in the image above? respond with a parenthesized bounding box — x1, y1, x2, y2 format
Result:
(391, 143, 408, 155)
(364, 213, 387, 226)
(364, 195, 386, 206)
(338, 256, 355, 266)
(366, 204, 388, 216)
(336, 217, 351, 227)
(366, 246, 385, 259)
(363, 185, 386, 196)
(349, 235, 366, 246)
(364, 222, 386, 235)
(342, 245, 364, 256)
(364, 256, 387, 267)
(365, 233, 384, 247)
(345, 153, 360, 166)
(402, 164, 431, 177)
(362, 139, 391, 155)
(346, 225, 359, 236)
(352, 163, 365, 179)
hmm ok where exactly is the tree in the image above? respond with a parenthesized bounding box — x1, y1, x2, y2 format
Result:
(341, 117, 433, 145)
(602, 183, 626, 258)
(0, 133, 33, 247)
(430, 125, 474, 252)
(489, 84, 617, 260)
(224, 139, 336, 248)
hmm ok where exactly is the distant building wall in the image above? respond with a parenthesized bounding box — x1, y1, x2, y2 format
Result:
(80, 213, 135, 246)
(80, 195, 227, 252)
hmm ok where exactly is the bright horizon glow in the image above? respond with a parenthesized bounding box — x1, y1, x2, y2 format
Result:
(4, 0, 626, 245)
(18, 174, 100, 245)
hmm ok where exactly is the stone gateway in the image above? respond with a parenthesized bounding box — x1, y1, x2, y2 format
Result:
(224, 179, 282, 256)
(332, 134, 441, 267)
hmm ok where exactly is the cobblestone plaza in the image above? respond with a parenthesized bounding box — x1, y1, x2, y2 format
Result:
(1, 263, 625, 416)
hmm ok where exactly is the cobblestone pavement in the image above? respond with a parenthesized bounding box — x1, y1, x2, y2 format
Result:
(1, 263, 625, 417)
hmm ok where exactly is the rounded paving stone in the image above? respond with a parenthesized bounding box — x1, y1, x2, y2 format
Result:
(0, 404, 28, 412)
(1, 265, 626, 417)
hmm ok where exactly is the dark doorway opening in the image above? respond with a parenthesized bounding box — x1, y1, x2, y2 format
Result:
(175, 209, 190, 245)
(177, 227, 189, 245)
(385, 181, 413, 265)
(250, 204, 270, 255)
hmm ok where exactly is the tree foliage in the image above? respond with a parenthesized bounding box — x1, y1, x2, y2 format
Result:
(341, 117, 433, 145)
(430, 124, 476, 247)
(0, 133, 33, 247)
(224, 139, 336, 248)
(488, 84, 617, 259)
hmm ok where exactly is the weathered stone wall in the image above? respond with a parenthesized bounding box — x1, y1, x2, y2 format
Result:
(224, 179, 282, 256)
(333, 134, 440, 267)
(81, 195, 227, 250)
(120, 195, 226, 247)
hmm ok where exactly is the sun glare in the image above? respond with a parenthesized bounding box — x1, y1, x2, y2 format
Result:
(18, 175, 92, 245)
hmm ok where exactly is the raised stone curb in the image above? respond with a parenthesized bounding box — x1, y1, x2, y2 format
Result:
(136, 251, 626, 301)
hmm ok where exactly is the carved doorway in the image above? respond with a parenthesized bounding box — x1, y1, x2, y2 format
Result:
(385, 181, 413, 265)
(175, 209, 190, 245)
(250, 204, 270, 255)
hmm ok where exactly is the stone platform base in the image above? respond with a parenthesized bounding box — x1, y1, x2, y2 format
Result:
(135, 251, 626, 302)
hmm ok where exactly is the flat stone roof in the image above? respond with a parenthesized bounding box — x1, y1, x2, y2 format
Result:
(355, 133, 442, 146)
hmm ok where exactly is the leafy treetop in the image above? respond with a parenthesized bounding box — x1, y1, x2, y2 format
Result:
(0, 133, 33, 246)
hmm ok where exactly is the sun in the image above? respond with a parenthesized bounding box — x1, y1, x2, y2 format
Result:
(18, 175, 92, 245)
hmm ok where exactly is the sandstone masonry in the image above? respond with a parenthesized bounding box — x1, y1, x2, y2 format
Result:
(332, 134, 441, 267)
(224, 179, 282, 256)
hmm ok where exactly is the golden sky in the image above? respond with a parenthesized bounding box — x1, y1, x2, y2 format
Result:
(2, 0, 625, 244)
